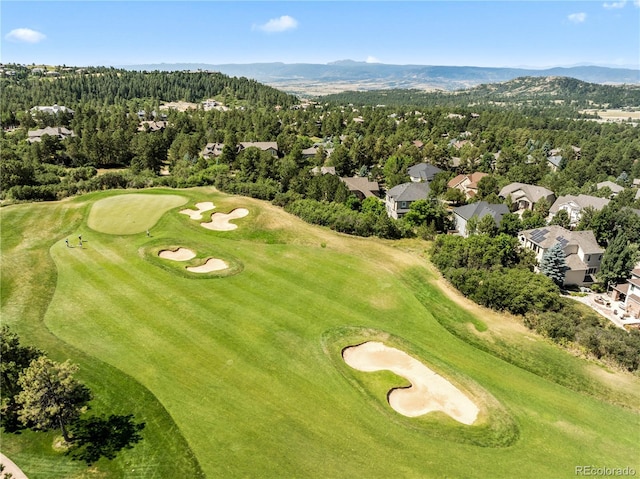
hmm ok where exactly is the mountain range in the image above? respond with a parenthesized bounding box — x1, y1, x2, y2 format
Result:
(120, 60, 640, 96)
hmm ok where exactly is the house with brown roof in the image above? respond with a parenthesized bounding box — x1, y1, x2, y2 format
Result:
(239, 142, 279, 157)
(447, 172, 488, 199)
(518, 225, 603, 286)
(596, 180, 624, 198)
(27, 126, 75, 143)
(548, 194, 610, 227)
(498, 183, 555, 211)
(137, 121, 168, 132)
(340, 177, 380, 200)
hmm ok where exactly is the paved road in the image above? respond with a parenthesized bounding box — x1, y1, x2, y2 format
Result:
(0, 453, 28, 479)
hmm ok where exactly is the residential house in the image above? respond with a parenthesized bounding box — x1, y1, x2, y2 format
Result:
(201, 143, 224, 159)
(547, 146, 580, 171)
(27, 126, 75, 143)
(447, 172, 488, 199)
(519, 226, 603, 286)
(30, 104, 75, 116)
(302, 145, 334, 160)
(547, 155, 563, 171)
(611, 268, 640, 320)
(596, 180, 624, 198)
(498, 183, 556, 211)
(239, 142, 279, 157)
(340, 177, 380, 200)
(310, 166, 336, 176)
(385, 182, 430, 219)
(548, 194, 610, 227)
(407, 163, 443, 183)
(137, 121, 168, 132)
(201, 141, 279, 160)
(452, 202, 509, 237)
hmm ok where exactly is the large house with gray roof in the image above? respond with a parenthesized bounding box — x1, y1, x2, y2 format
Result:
(407, 163, 442, 183)
(518, 225, 603, 286)
(384, 182, 430, 219)
(452, 201, 509, 237)
(548, 194, 610, 227)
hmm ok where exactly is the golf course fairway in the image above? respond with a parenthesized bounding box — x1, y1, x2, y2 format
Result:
(1, 187, 639, 479)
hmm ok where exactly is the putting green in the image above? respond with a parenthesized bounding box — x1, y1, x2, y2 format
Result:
(88, 193, 187, 234)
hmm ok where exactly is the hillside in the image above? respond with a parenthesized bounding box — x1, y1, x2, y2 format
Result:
(0, 67, 298, 115)
(120, 61, 640, 95)
(320, 76, 640, 108)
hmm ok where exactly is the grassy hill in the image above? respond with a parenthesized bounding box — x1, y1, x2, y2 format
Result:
(2, 188, 639, 478)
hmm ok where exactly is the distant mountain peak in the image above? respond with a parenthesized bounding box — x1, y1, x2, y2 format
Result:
(327, 59, 368, 66)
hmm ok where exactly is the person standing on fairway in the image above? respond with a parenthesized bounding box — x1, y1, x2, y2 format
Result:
(65, 238, 69, 247)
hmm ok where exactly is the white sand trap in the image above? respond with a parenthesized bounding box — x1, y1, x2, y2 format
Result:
(186, 258, 228, 273)
(343, 341, 479, 425)
(179, 202, 216, 220)
(158, 248, 196, 261)
(200, 208, 249, 231)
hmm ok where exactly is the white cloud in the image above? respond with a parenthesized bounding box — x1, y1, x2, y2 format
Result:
(568, 12, 587, 23)
(603, 1, 626, 8)
(366, 56, 380, 64)
(254, 15, 298, 33)
(5, 28, 46, 43)
(634, 0, 640, 7)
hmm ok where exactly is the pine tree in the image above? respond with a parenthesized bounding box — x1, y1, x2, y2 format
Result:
(539, 242, 567, 287)
(16, 357, 92, 442)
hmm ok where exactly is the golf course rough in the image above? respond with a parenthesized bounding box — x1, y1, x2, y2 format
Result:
(3, 188, 639, 479)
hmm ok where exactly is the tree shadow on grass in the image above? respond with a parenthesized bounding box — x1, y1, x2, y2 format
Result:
(67, 414, 145, 465)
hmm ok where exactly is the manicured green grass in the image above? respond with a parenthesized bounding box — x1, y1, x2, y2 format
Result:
(87, 193, 187, 234)
(2, 187, 639, 478)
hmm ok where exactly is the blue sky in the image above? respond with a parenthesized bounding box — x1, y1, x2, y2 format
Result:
(2, 1, 639, 69)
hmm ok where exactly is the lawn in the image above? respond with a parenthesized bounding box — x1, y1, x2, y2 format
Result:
(2, 187, 639, 478)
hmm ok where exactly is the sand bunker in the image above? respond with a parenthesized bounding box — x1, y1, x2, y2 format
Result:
(186, 258, 228, 273)
(180, 202, 216, 220)
(159, 248, 196, 261)
(200, 208, 249, 231)
(343, 341, 479, 425)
